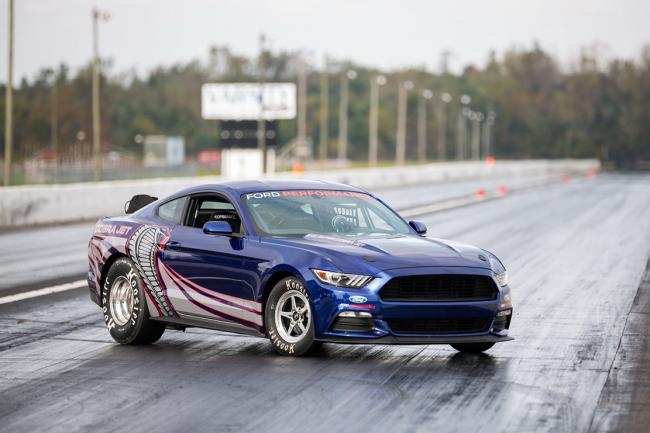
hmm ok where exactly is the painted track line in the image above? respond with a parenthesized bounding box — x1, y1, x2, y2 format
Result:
(0, 280, 87, 305)
(398, 177, 579, 218)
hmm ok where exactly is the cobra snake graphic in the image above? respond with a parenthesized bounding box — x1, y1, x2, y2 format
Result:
(127, 225, 175, 316)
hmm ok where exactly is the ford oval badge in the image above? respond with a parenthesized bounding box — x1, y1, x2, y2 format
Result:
(349, 295, 368, 303)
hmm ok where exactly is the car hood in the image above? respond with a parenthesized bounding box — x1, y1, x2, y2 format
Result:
(264, 233, 491, 274)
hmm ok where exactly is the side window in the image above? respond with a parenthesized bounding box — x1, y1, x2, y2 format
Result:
(185, 195, 243, 234)
(157, 196, 188, 224)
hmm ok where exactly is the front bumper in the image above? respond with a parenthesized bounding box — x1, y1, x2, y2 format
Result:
(304, 266, 513, 345)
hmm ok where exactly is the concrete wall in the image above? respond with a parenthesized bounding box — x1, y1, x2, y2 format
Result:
(0, 159, 599, 229)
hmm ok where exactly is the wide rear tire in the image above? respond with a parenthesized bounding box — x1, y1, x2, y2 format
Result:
(102, 257, 166, 345)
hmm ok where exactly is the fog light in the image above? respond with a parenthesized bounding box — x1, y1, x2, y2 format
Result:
(332, 311, 374, 332)
(496, 309, 512, 317)
(339, 311, 372, 319)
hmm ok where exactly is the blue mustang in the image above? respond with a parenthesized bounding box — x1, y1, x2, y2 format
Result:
(88, 179, 513, 356)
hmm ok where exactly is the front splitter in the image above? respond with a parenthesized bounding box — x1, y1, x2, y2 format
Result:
(318, 334, 514, 345)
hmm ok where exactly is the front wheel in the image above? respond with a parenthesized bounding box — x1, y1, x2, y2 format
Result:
(102, 257, 166, 345)
(450, 342, 495, 353)
(265, 277, 321, 356)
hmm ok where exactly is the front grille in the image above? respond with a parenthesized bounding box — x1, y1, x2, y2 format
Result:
(387, 318, 491, 334)
(379, 275, 497, 302)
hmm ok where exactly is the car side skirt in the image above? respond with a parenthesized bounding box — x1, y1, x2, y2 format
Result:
(151, 313, 265, 338)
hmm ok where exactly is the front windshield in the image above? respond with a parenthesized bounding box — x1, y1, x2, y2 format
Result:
(242, 190, 412, 237)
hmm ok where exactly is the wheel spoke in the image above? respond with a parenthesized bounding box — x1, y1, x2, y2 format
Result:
(274, 288, 312, 344)
(109, 277, 135, 326)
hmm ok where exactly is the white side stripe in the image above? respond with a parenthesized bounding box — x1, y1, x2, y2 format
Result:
(0, 280, 88, 305)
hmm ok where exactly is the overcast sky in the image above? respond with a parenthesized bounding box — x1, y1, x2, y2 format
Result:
(1, 0, 650, 82)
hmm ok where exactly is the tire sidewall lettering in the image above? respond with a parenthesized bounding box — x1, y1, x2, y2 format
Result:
(102, 258, 144, 341)
(266, 277, 311, 356)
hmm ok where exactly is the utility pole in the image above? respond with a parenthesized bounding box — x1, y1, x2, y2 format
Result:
(486, 109, 496, 157)
(51, 79, 59, 162)
(297, 58, 307, 154)
(257, 33, 267, 173)
(456, 112, 465, 160)
(457, 94, 471, 160)
(417, 90, 433, 162)
(368, 75, 386, 166)
(318, 55, 329, 161)
(395, 80, 413, 165)
(4, 0, 14, 186)
(92, 8, 109, 182)
(471, 111, 484, 160)
(482, 111, 489, 157)
(437, 93, 452, 161)
(337, 69, 356, 163)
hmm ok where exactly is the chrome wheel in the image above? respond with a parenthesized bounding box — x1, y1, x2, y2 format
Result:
(274, 290, 311, 344)
(109, 276, 134, 326)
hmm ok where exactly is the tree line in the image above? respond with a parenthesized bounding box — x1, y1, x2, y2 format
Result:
(1, 42, 649, 167)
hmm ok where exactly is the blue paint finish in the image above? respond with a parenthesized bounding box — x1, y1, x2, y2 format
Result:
(88, 179, 513, 345)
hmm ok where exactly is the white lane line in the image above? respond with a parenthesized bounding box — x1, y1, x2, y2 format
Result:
(398, 178, 570, 218)
(399, 195, 485, 218)
(0, 280, 88, 305)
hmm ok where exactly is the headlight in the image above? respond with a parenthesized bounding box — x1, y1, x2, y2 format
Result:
(494, 271, 508, 287)
(486, 252, 508, 287)
(311, 269, 373, 288)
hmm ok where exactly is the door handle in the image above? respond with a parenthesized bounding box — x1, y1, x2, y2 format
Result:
(165, 241, 182, 251)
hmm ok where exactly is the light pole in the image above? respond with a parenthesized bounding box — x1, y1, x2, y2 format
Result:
(470, 111, 484, 160)
(368, 75, 386, 166)
(437, 92, 452, 161)
(297, 57, 307, 155)
(257, 33, 268, 173)
(51, 79, 59, 162)
(4, 0, 14, 186)
(485, 110, 496, 157)
(338, 69, 356, 163)
(395, 80, 413, 165)
(456, 94, 471, 160)
(417, 89, 433, 162)
(318, 55, 329, 161)
(92, 8, 110, 182)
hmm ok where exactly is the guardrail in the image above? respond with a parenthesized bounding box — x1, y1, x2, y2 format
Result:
(0, 159, 599, 229)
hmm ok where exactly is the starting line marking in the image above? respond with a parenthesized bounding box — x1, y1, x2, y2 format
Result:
(0, 280, 88, 305)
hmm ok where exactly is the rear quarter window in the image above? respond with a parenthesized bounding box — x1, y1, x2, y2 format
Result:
(158, 196, 187, 224)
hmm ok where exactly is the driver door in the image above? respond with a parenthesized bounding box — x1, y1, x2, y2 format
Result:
(160, 193, 265, 331)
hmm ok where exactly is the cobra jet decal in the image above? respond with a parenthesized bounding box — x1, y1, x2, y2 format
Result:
(156, 259, 263, 330)
(126, 225, 176, 317)
(88, 237, 123, 296)
(304, 233, 366, 247)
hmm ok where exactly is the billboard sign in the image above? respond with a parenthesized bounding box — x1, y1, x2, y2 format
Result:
(201, 83, 296, 120)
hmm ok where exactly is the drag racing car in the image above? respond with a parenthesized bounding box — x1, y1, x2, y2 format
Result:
(88, 180, 513, 356)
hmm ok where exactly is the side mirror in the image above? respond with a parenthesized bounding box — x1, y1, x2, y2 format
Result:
(203, 220, 234, 236)
(409, 220, 427, 235)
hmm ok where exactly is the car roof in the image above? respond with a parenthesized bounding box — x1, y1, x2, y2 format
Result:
(175, 179, 368, 197)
